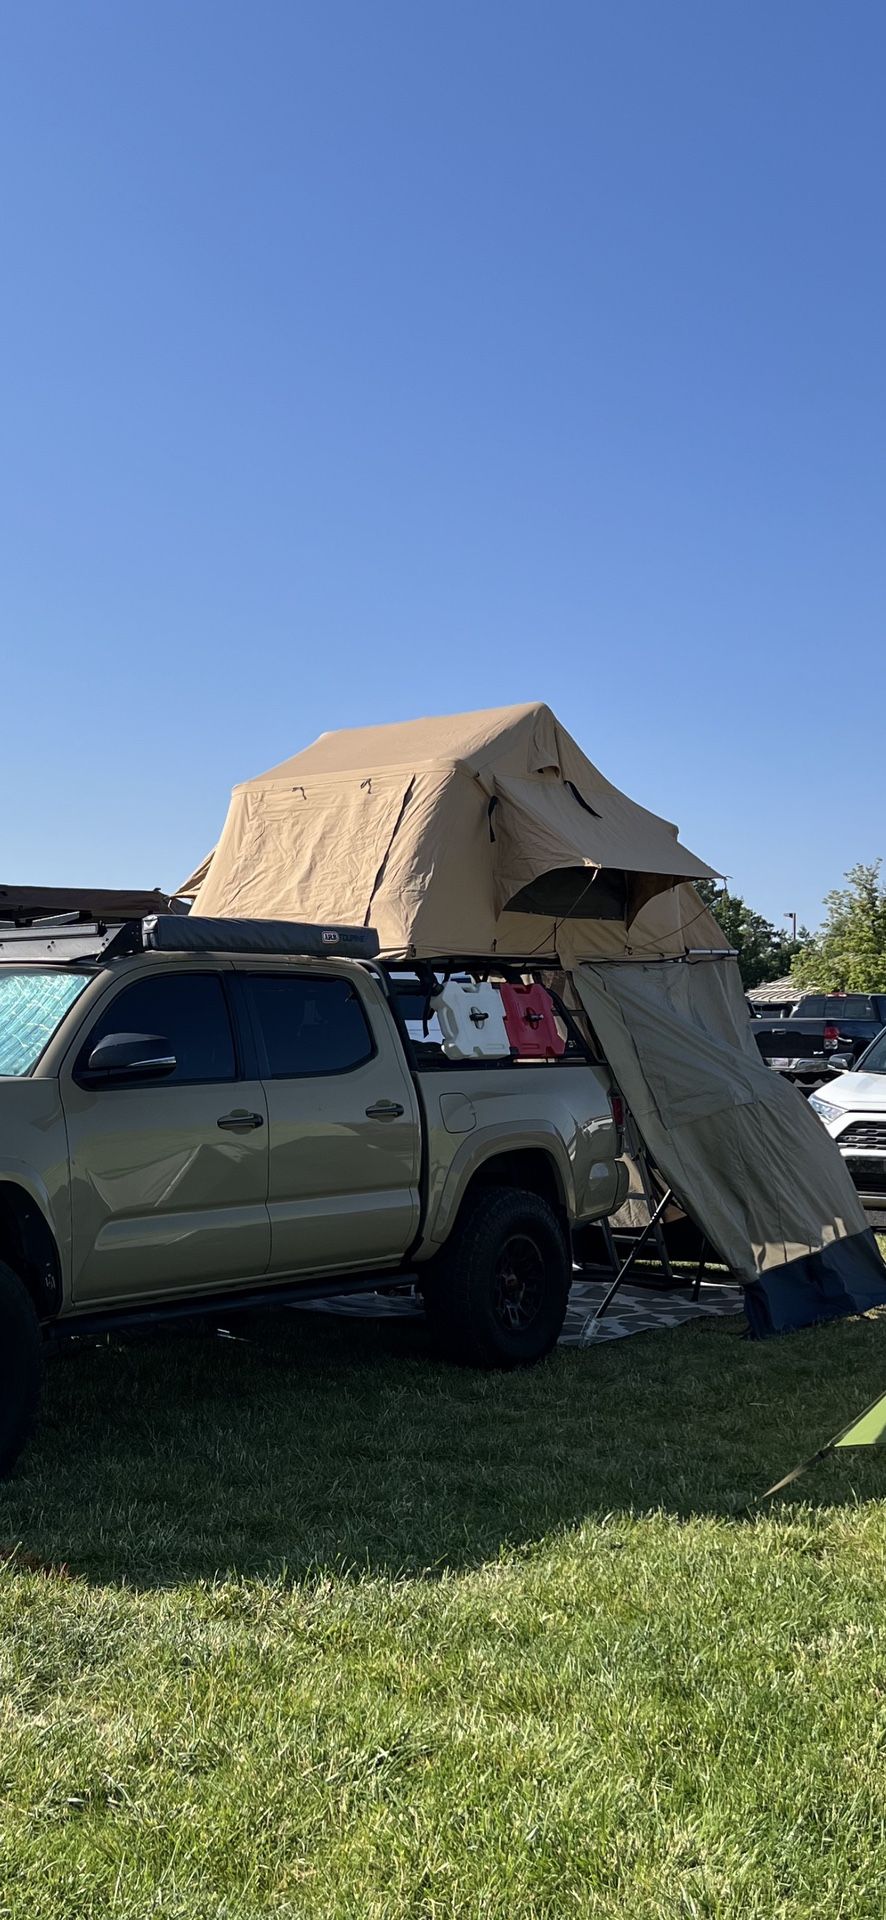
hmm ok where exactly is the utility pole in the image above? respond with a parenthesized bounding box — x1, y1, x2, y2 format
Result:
(784, 911, 797, 942)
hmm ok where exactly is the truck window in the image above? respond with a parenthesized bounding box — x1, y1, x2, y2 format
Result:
(823, 996, 876, 1020)
(0, 970, 92, 1076)
(80, 974, 236, 1083)
(388, 976, 447, 1058)
(245, 975, 375, 1078)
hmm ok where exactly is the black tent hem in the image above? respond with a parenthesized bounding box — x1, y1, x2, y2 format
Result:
(744, 1228, 886, 1337)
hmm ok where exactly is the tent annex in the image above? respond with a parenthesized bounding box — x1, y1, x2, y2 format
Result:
(183, 702, 886, 1333)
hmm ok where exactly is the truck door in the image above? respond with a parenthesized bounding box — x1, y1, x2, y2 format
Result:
(61, 968, 271, 1304)
(238, 967, 421, 1276)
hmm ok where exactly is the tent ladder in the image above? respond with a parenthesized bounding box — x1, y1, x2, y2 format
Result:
(635, 1147, 675, 1283)
(690, 1238, 713, 1300)
(580, 1187, 675, 1339)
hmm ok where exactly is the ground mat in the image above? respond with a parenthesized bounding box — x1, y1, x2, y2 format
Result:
(290, 1277, 745, 1343)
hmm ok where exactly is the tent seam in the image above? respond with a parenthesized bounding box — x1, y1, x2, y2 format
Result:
(362, 776, 417, 929)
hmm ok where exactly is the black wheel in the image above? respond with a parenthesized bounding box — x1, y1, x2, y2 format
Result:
(422, 1186, 571, 1368)
(0, 1260, 42, 1477)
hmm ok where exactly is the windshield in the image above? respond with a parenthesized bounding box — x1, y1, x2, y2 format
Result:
(0, 970, 92, 1076)
(855, 1029, 886, 1075)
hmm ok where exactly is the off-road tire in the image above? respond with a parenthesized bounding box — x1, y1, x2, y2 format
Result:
(0, 1260, 42, 1477)
(422, 1185, 571, 1368)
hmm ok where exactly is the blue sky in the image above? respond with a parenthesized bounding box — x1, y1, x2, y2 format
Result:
(2, 2, 883, 932)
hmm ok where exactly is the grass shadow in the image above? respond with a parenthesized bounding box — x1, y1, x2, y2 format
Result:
(2, 1301, 886, 1587)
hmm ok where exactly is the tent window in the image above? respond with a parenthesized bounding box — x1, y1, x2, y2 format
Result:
(505, 867, 628, 921)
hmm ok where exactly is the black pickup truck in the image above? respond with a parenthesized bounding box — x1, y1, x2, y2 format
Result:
(751, 993, 886, 1089)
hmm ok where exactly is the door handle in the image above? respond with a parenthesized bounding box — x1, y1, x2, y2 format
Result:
(365, 1101, 405, 1119)
(217, 1110, 265, 1132)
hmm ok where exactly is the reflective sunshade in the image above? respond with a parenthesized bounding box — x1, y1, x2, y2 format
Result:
(0, 971, 91, 1076)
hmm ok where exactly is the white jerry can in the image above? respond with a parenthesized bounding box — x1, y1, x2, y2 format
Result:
(431, 978, 511, 1060)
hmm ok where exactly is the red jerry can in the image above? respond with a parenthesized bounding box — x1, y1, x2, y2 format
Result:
(497, 983, 566, 1058)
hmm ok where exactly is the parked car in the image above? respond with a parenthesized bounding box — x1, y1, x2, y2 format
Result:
(809, 1027, 886, 1221)
(751, 992, 886, 1089)
(0, 916, 628, 1473)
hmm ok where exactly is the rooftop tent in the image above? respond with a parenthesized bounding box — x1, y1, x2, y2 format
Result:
(184, 702, 886, 1333)
(177, 851, 214, 899)
(185, 703, 721, 958)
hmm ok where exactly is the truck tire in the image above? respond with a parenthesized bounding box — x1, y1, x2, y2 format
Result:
(0, 1260, 42, 1477)
(422, 1186, 571, 1368)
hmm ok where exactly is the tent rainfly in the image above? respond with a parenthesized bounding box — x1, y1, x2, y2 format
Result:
(183, 702, 886, 1334)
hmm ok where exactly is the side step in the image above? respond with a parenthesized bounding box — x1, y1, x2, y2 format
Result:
(46, 1271, 418, 1341)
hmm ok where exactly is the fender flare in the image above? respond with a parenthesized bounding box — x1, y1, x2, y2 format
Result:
(425, 1122, 575, 1249)
(0, 1161, 67, 1306)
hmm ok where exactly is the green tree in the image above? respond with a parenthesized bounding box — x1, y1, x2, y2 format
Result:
(791, 862, 886, 991)
(696, 879, 802, 988)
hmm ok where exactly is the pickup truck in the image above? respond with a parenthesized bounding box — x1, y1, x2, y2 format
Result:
(0, 916, 627, 1474)
(751, 993, 886, 1090)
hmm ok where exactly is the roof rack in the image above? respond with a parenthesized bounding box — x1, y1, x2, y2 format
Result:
(101, 916, 381, 962)
(0, 885, 187, 928)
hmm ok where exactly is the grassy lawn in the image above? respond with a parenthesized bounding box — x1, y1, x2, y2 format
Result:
(2, 1301, 886, 1916)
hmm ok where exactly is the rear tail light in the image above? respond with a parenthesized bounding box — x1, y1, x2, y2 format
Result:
(824, 1024, 840, 1050)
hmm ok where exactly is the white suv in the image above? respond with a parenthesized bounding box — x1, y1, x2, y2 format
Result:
(810, 1028, 886, 1222)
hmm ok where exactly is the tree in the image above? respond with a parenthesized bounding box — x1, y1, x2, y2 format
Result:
(791, 862, 886, 992)
(695, 879, 803, 988)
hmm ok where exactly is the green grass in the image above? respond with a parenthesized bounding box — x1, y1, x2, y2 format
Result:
(3, 1300, 886, 1917)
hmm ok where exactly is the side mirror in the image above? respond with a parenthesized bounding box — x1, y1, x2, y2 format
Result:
(827, 1054, 853, 1075)
(85, 1032, 177, 1080)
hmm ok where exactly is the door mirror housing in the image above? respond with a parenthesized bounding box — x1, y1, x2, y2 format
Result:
(84, 1032, 177, 1081)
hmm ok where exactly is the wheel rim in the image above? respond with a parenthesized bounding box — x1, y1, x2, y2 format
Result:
(492, 1232, 547, 1332)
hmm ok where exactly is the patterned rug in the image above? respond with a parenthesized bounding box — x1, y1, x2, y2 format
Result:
(566, 1275, 744, 1343)
(291, 1275, 745, 1344)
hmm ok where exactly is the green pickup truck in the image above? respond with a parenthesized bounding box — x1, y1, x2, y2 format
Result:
(0, 917, 627, 1472)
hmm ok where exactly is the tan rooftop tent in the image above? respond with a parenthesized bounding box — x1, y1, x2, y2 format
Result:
(184, 702, 886, 1333)
(184, 703, 722, 958)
